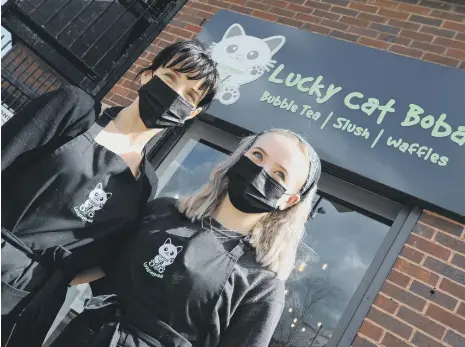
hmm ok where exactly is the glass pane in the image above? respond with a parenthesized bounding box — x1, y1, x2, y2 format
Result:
(270, 196, 390, 347)
(156, 139, 229, 198)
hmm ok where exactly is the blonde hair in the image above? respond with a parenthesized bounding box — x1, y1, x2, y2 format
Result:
(178, 129, 319, 280)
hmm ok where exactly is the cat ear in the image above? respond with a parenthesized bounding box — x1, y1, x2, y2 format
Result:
(106, 192, 112, 199)
(263, 35, 286, 56)
(165, 238, 172, 245)
(96, 183, 103, 190)
(223, 23, 245, 40)
(176, 246, 183, 252)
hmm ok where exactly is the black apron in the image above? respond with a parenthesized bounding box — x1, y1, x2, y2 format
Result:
(49, 223, 248, 347)
(1, 108, 157, 346)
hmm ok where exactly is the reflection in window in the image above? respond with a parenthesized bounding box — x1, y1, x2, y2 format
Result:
(156, 140, 228, 199)
(271, 197, 390, 347)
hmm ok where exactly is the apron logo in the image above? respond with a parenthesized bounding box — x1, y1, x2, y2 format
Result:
(73, 183, 112, 223)
(143, 238, 183, 279)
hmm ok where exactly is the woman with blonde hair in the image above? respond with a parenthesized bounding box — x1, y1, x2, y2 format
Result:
(49, 128, 321, 347)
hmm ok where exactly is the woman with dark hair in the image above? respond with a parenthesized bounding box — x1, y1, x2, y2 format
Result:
(49, 129, 322, 347)
(1, 40, 219, 346)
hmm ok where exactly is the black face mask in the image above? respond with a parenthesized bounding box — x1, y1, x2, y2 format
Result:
(138, 76, 195, 128)
(227, 156, 287, 214)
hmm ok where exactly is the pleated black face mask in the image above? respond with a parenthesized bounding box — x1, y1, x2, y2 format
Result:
(227, 156, 287, 214)
(138, 76, 195, 128)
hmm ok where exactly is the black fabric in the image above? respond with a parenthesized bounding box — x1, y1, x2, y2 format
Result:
(138, 76, 194, 128)
(227, 156, 286, 213)
(50, 198, 284, 347)
(1, 87, 159, 347)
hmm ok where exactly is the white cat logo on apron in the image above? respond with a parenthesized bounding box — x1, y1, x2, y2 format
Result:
(73, 183, 112, 223)
(143, 238, 183, 278)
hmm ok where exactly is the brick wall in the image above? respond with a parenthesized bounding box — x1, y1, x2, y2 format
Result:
(103, 0, 465, 106)
(354, 212, 465, 347)
(102, 1, 465, 346)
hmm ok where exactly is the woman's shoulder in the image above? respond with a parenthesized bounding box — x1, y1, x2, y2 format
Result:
(236, 255, 285, 305)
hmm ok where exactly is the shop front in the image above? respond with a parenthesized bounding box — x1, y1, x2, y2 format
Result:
(39, 3, 465, 347)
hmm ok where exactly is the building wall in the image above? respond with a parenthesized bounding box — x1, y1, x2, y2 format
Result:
(354, 211, 465, 347)
(101, 0, 465, 346)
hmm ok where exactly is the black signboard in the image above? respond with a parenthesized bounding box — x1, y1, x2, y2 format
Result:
(197, 10, 465, 218)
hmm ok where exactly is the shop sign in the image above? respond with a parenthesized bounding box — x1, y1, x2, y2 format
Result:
(198, 10, 465, 217)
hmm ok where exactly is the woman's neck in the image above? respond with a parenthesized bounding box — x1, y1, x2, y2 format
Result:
(212, 194, 266, 234)
(97, 98, 161, 155)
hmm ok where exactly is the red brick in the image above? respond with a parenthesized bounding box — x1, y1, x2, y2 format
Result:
(411, 41, 447, 54)
(447, 48, 465, 60)
(313, 9, 341, 21)
(330, 6, 359, 18)
(388, 18, 421, 31)
(190, 2, 217, 14)
(348, 26, 379, 39)
(340, 16, 371, 28)
(269, 6, 295, 18)
(421, 212, 464, 237)
(371, 0, 398, 9)
(225, 0, 247, 4)
(401, 245, 425, 263)
(409, 281, 458, 311)
(252, 10, 278, 21)
(434, 37, 465, 51)
(412, 222, 436, 239)
(373, 293, 399, 314)
(286, 3, 310, 12)
(330, 30, 359, 42)
(384, 32, 412, 46)
(457, 302, 465, 318)
(359, 320, 383, 342)
(321, 18, 349, 31)
(185, 24, 202, 34)
(390, 44, 424, 58)
(206, 0, 229, 8)
(266, 0, 287, 8)
(387, 269, 411, 288)
(303, 23, 331, 35)
(229, 4, 252, 15)
(424, 52, 460, 67)
(397, 306, 446, 339)
(443, 21, 465, 33)
(452, 253, 465, 271)
(367, 307, 413, 339)
(303, 0, 331, 11)
(400, 29, 434, 43)
(349, 2, 379, 14)
(352, 335, 378, 347)
(398, 3, 431, 15)
(165, 26, 194, 40)
(294, 13, 321, 24)
(407, 234, 451, 261)
(394, 258, 439, 286)
(358, 37, 391, 50)
(426, 304, 465, 335)
(245, 0, 269, 11)
(412, 332, 448, 347)
(456, 33, 465, 42)
(421, 26, 456, 39)
(110, 94, 133, 107)
(381, 281, 427, 311)
(277, 17, 304, 28)
(439, 278, 465, 299)
(382, 332, 413, 347)
(111, 85, 130, 97)
(358, 12, 388, 24)
(378, 8, 409, 20)
(435, 232, 465, 254)
(430, 10, 465, 23)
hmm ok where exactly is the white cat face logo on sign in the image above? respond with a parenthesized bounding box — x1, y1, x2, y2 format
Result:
(208, 23, 286, 105)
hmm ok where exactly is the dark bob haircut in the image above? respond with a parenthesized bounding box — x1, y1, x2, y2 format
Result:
(138, 40, 219, 110)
